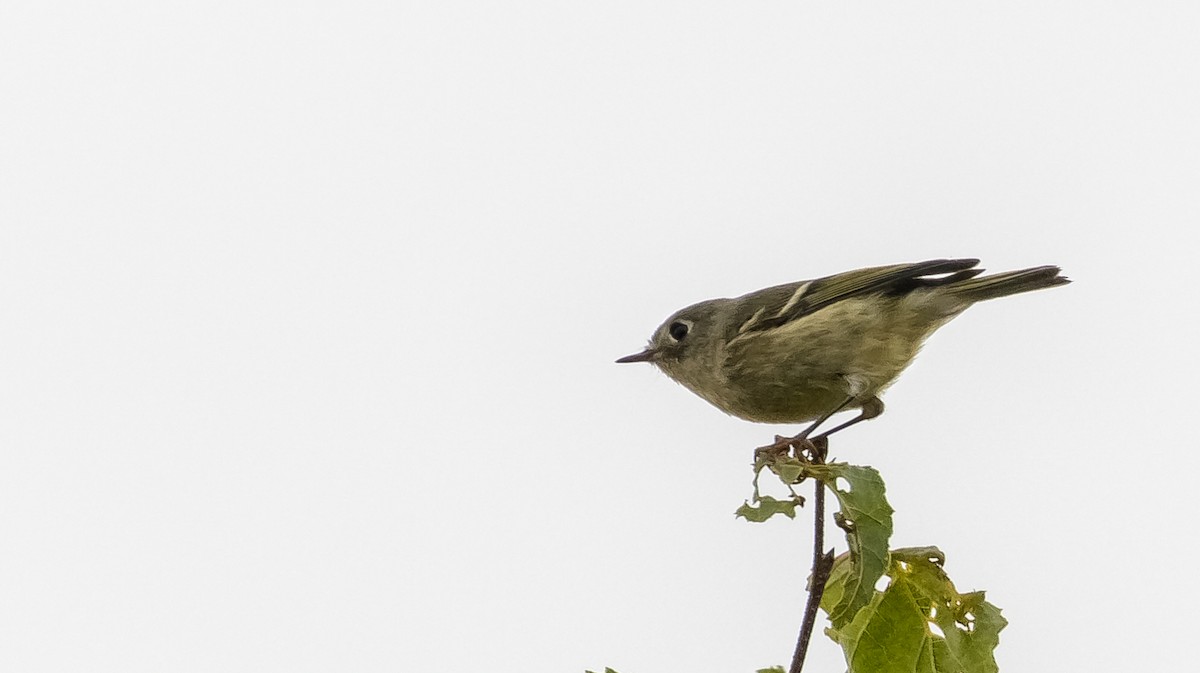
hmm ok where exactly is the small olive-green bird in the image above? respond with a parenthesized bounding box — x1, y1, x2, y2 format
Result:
(617, 259, 1069, 438)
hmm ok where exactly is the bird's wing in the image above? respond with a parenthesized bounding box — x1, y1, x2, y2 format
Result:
(732, 258, 983, 335)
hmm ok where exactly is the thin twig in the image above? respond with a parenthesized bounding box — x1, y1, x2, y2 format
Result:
(789, 443, 834, 673)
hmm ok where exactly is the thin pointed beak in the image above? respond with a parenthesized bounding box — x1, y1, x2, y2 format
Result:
(616, 348, 657, 364)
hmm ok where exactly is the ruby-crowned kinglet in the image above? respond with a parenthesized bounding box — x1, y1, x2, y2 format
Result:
(617, 259, 1069, 437)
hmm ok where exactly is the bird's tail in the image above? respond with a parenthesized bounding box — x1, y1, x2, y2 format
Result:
(943, 265, 1071, 303)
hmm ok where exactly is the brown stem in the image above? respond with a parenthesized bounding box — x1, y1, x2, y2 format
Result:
(789, 442, 834, 673)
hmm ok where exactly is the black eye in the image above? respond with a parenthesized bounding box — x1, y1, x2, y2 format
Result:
(668, 321, 689, 341)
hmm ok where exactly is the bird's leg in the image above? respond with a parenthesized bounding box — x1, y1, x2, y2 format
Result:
(754, 395, 882, 464)
(792, 397, 856, 442)
(770, 397, 854, 461)
(752, 397, 855, 465)
(813, 396, 884, 440)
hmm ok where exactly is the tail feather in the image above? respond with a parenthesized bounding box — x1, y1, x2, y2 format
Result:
(944, 265, 1070, 303)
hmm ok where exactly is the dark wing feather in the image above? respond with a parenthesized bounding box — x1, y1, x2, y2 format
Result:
(734, 258, 981, 334)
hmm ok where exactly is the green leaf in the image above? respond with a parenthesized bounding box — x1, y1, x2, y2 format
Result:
(764, 455, 805, 484)
(735, 495, 801, 522)
(755, 667, 786, 673)
(809, 463, 894, 627)
(826, 547, 1007, 673)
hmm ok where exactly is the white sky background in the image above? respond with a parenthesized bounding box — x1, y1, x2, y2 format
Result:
(2, 2, 1197, 672)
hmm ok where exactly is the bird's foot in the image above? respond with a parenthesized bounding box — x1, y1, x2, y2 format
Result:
(754, 434, 828, 465)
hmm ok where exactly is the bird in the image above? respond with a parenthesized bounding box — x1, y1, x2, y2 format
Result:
(617, 258, 1069, 439)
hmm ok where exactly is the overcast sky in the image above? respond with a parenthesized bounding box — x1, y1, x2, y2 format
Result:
(2, 2, 1198, 672)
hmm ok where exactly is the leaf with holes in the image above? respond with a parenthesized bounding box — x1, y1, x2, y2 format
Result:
(735, 495, 801, 522)
(825, 547, 1007, 673)
(809, 463, 894, 627)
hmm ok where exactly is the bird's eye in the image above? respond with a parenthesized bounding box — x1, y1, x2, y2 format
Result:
(668, 321, 689, 341)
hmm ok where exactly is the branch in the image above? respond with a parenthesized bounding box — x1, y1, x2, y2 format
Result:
(789, 440, 834, 673)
